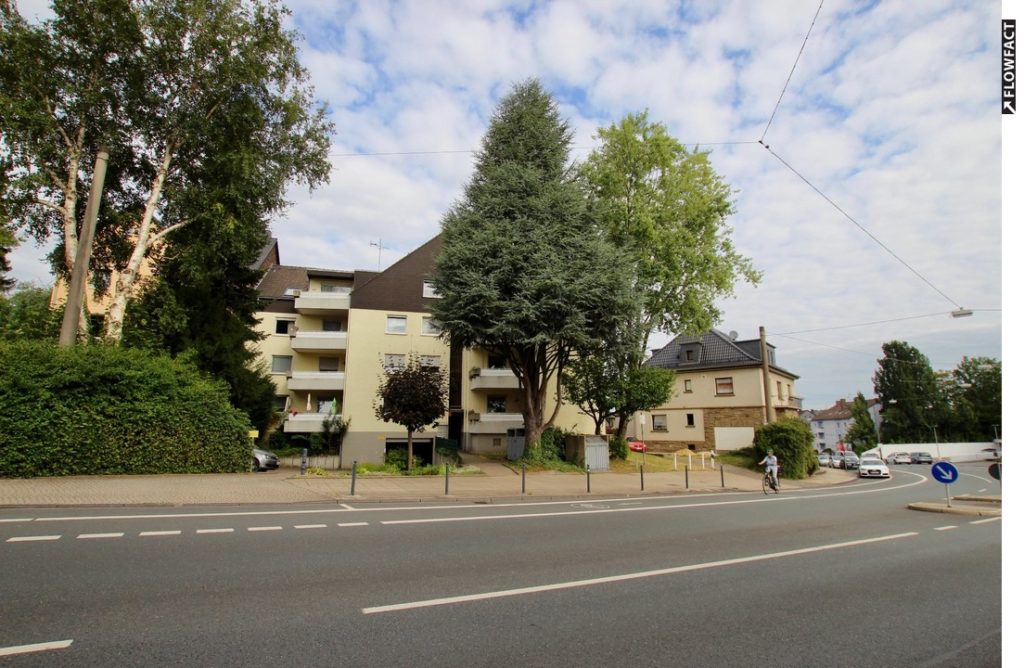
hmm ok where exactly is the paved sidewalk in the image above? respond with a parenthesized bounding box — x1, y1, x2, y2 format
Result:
(0, 464, 858, 508)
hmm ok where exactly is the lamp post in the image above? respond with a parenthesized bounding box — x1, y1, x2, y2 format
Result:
(929, 424, 941, 461)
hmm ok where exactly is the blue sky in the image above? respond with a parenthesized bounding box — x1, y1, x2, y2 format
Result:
(7, 0, 1006, 412)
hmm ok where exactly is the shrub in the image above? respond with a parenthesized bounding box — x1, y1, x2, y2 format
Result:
(753, 418, 818, 479)
(608, 435, 628, 460)
(0, 341, 251, 477)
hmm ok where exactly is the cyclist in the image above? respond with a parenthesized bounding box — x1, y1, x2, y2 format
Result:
(759, 450, 780, 488)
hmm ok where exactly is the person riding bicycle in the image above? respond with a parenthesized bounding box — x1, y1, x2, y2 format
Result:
(759, 450, 780, 487)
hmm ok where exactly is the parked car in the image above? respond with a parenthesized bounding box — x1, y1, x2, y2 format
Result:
(817, 452, 831, 466)
(627, 437, 647, 453)
(910, 452, 934, 464)
(858, 458, 891, 478)
(841, 453, 860, 470)
(888, 452, 912, 465)
(253, 448, 280, 471)
(981, 447, 1001, 461)
(829, 453, 845, 468)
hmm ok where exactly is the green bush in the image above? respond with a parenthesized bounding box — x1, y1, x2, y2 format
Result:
(0, 341, 251, 477)
(608, 435, 628, 460)
(753, 418, 818, 479)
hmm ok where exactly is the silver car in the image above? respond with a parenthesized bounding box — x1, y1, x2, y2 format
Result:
(252, 448, 280, 471)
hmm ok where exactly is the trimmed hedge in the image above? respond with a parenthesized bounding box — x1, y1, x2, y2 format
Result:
(0, 341, 252, 477)
(753, 417, 818, 479)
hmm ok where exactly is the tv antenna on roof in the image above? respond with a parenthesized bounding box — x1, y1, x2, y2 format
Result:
(370, 239, 387, 271)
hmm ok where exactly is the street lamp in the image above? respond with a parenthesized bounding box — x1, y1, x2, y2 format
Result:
(928, 424, 941, 461)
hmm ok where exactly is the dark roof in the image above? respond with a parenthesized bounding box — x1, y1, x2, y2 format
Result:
(647, 329, 798, 378)
(350, 236, 442, 312)
(812, 397, 881, 420)
(256, 265, 310, 299)
(252, 238, 280, 271)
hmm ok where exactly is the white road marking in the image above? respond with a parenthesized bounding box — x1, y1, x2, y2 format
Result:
(338, 504, 355, 510)
(6, 535, 61, 542)
(934, 526, 958, 531)
(337, 522, 369, 527)
(970, 517, 1002, 525)
(0, 639, 73, 657)
(0, 518, 32, 523)
(363, 532, 920, 614)
(248, 526, 282, 532)
(140, 530, 181, 537)
(77, 532, 124, 539)
(295, 524, 327, 529)
(196, 528, 234, 534)
(978, 488, 987, 493)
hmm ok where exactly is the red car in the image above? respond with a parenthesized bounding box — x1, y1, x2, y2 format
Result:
(627, 437, 647, 452)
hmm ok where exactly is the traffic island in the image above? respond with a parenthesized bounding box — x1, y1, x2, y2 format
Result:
(907, 501, 1001, 517)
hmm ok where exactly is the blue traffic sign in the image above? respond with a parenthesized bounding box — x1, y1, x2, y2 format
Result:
(931, 461, 959, 484)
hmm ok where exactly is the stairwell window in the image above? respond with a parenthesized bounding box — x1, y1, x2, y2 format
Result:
(421, 318, 441, 336)
(715, 377, 734, 395)
(271, 355, 292, 374)
(384, 354, 406, 371)
(421, 355, 442, 369)
(386, 315, 407, 334)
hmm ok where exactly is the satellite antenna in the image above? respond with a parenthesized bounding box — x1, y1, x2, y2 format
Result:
(728, 330, 738, 340)
(370, 239, 386, 271)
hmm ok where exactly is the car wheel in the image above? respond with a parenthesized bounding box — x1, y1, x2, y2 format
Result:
(252, 457, 261, 472)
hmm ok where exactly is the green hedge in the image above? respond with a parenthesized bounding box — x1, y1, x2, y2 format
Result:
(753, 417, 818, 479)
(0, 341, 252, 477)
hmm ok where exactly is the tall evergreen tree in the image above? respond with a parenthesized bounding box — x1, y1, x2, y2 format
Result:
(430, 79, 632, 452)
(844, 392, 878, 454)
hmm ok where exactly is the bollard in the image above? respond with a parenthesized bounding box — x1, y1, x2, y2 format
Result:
(685, 465, 689, 489)
(587, 465, 591, 493)
(640, 464, 645, 491)
(700, 452, 706, 470)
(521, 461, 526, 494)
(445, 463, 450, 496)
(720, 462, 725, 488)
(673, 453, 678, 470)
(350, 461, 357, 495)
(301, 448, 308, 476)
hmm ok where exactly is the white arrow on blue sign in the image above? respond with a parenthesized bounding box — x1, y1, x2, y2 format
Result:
(931, 461, 959, 484)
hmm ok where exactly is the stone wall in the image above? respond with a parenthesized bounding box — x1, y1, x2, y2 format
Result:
(703, 406, 766, 449)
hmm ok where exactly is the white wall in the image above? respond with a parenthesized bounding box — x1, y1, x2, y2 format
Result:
(870, 442, 999, 462)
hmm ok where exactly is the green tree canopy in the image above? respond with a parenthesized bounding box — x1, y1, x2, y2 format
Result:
(430, 79, 632, 452)
(0, 0, 332, 341)
(873, 341, 940, 443)
(844, 392, 878, 454)
(375, 355, 447, 470)
(0, 284, 61, 340)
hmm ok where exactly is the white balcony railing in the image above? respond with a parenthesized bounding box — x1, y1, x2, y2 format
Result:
(291, 330, 348, 353)
(283, 412, 334, 433)
(468, 367, 519, 391)
(294, 291, 350, 314)
(287, 372, 346, 392)
(467, 411, 526, 434)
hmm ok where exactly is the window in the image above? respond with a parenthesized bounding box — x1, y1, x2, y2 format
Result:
(319, 357, 339, 372)
(273, 395, 288, 411)
(652, 414, 668, 431)
(384, 354, 406, 371)
(421, 318, 441, 336)
(715, 377, 734, 395)
(776, 381, 782, 398)
(386, 315, 407, 334)
(487, 395, 507, 413)
(684, 379, 693, 393)
(423, 281, 439, 298)
(275, 319, 293, 335)
(271, 355, 292, 374)
(686, 413, 695, 427)
(322, 320, 342, 332)
(320, 283, 351, 294)
(488, 354, 507, 369)
(421, 355, 442, 369)
(685, 349, 695, 361)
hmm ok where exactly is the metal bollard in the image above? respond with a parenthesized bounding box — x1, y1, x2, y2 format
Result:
(720, 463, 725, 488)
(685, 465, 689, 489)
(640, 464, 645, 491)
(587, 465, 591, 493)
(350, 461, 357, 495)
(521, 461, 526, 494)
(444, 463, 450, 496)
(300, 448, 308, 476)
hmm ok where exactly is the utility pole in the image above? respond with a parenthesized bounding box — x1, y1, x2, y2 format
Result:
(59, 146, 109, 346)
(759, 326, 775, 423)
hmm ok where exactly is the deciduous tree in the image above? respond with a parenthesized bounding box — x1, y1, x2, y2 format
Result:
(873, 341, 940, 443)
(844, 392, 878, 454)
(375, 355, 447, 470)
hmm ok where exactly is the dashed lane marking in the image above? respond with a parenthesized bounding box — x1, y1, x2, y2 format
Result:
(140, 530, 181, 537)
(0, 640, 73, 657)
(0, 518, 32, 523)
(934, 526, 958, 531)
(248, 526, 282, 532)
(196, 528, 234, 534)
(295, 524, 327, 529)
(6, 535, 61, 542)
(970, 517, 1001, 525)
(77, 532, 124, 539)
(337, 522, 369, 527)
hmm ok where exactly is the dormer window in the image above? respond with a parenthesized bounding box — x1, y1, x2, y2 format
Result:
(685, 349, 695, 362)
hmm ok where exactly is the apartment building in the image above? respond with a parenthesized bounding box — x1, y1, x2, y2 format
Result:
(254, 236, 590, 465)
(638, 329, 801, 452)
(808, 397, 883, 452)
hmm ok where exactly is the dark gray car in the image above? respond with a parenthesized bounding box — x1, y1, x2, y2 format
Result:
(910, 452, 934, 464)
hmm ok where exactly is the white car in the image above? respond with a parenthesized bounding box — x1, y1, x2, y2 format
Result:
(888, 452, 912, 465)
(858, 458, 891, 478)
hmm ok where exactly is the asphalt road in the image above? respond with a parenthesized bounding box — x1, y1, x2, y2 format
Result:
(0, 464, 1002, 666)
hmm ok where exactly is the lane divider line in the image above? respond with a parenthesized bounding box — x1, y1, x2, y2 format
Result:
(970, 517, 1001, 525)
(337, 522, 369, 527)
(295, 524, 327, 529)
(196, 528, 234, 534)
(6, 535, 61, 542)
(139, 530, 181, 537)
(934, 526, 958, 531)
(0, 639, 73, 657)
(77, 532, 124, 539)
(0, 518, 33, 523)
(247, 526, 282, 532)
(362, 532, 919, 615)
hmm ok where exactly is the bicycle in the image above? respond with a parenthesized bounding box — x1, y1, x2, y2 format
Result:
(762, 467, 780, 495)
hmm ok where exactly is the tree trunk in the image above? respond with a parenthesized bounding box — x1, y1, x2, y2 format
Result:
(407, 429, 414, 471)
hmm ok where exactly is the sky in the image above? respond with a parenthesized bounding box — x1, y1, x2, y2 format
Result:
(5, 0, 1008, 413)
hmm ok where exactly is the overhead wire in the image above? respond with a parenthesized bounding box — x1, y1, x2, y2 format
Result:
(761, 0, 824, 142)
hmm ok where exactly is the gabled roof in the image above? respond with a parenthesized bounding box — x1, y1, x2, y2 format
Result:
(811, 397, 881, 421)
(647, 329, 798, 379)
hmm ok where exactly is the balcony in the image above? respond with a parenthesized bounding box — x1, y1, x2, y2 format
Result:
(283, 411, 334, 433)
(466, 411, 525, 434)
(468, 367, 520, 391)
(773, 396, 803, 410)
(291, 330, 348, 353)
(287, 372, 346, 392)
(295, 290, 350, 315)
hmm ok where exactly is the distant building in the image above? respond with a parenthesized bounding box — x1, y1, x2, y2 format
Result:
(808, 397, 882, 452)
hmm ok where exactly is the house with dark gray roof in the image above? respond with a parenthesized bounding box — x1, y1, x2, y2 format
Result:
(635, 329, 801, 452)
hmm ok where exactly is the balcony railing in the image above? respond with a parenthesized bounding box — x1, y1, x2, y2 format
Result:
(466, 411, 526, 434)
(774, 396, 803, 410)
(294, 290, 350, 314)
(283, 411, 334, 433)
(287, 372, 346, 392)
(290, 330, 348, 353)
(468, 367, 519, 391)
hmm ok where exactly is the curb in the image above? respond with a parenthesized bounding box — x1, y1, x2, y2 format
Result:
(907, 502, 1001, 517)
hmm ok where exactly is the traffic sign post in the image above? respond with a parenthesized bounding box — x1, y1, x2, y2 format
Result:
(931, 462, 959, 508)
